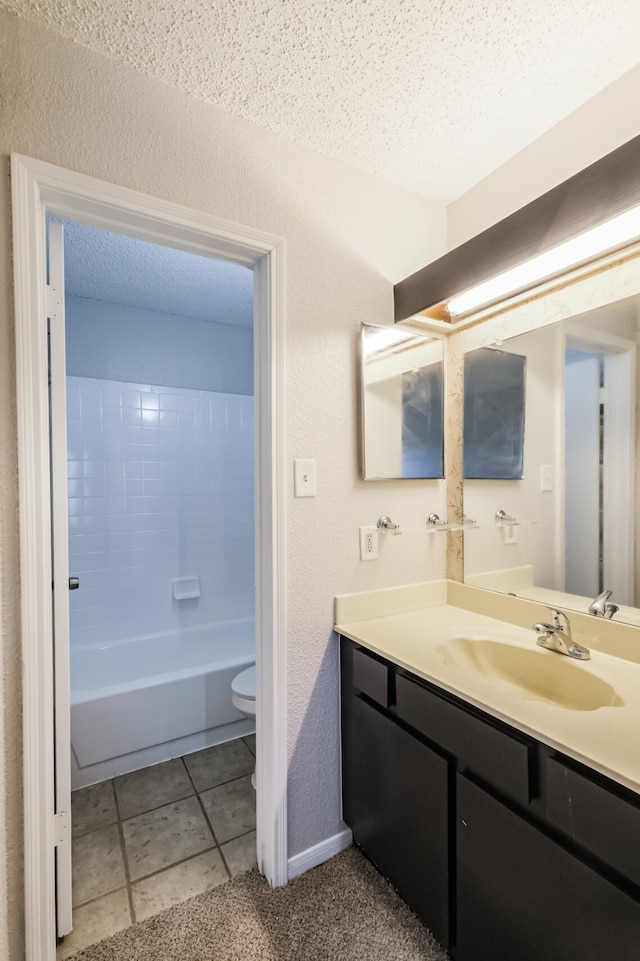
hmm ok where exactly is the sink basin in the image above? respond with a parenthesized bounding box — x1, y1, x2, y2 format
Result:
(438, 636, 624, 711)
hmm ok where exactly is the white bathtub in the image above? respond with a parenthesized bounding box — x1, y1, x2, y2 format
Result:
(70, 618, 255, 789)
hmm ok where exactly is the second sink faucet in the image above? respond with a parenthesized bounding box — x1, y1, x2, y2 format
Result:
(532, 608, 591, 661)
(588, 590, 619, 619)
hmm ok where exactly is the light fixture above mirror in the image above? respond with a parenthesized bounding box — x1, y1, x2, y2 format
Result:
(394, 134, 640, 325)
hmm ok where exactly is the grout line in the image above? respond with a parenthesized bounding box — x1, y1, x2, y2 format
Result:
(218, 829, 258, 880)
(194, 790, 226, 870)
(111, 775, 122, 822)
(116, 815, 136, 925)
(72, 882, 129, 912)
(72, 815, 119, 841)
(217, 844, 232, 878)
(181, 755, 201, 796)
(111, 775, 136, 925)
(117, 787, 197, 825)
(195, 769, 256, 798)
(127, 843, 222, 886)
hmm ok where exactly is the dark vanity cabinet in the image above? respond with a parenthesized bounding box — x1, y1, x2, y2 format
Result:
(342, 647, 449, 946)
(340, 636, 640, 960)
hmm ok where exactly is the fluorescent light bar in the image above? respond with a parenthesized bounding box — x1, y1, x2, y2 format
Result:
(447, 203, 640, 317)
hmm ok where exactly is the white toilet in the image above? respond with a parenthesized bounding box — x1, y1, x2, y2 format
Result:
(231, 665, 256, 788)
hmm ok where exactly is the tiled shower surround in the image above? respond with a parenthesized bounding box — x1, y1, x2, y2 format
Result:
(66, 376, 254, 650)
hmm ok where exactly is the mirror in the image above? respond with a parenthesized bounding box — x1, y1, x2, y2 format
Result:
(460, 265, 640, 626)
(361, 323, 445, 480)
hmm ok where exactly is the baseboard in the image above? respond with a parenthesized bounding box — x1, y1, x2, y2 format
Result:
(287, 826, 353, 881)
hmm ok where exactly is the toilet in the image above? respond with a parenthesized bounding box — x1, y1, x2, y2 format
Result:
(231, 665, 256, 788)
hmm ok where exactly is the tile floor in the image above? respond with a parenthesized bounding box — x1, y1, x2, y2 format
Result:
(57, 735, 257, 960)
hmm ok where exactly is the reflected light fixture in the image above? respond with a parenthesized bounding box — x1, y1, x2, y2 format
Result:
(364, 325, 416, 353)
(447, 203, 640, 318)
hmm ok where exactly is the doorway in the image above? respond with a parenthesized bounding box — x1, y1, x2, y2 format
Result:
(12, 154, 287, 961)
(564, 331, 635, 603)
(52, 218, 262, 952)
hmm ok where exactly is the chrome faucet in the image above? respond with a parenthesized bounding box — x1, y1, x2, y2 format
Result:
(588, 590, 619, 620)
(532, 608, 591, 660)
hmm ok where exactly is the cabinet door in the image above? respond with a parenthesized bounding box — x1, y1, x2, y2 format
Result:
(457, 775, 640, 961)
(344, 693, 449, 948)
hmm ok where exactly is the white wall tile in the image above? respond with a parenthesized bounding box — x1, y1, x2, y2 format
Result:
(67, 376, 254, 649)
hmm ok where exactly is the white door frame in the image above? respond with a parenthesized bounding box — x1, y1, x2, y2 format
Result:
(564, 324, 636, 602)
(47, 220, 73, 937)
(11, 153, 288, 961)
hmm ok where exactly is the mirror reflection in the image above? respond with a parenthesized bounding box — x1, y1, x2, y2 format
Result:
(464, 347, 526, 480)
(463, 291, 640, 624)
(361, 324, 444, 480)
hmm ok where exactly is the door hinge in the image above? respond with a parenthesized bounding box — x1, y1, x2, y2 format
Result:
(46, 282, 63, 322)
(53, 810, 70, 847)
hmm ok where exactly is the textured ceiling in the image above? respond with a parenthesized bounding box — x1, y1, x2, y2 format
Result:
(4, 1, 640, 200)
(58, 220, 254, 326)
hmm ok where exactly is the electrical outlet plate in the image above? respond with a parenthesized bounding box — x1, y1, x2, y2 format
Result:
(359, 526, 378, 561)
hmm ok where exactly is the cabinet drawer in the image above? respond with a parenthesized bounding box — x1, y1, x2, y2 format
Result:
(352, 647, 388, 707)
(544, 755, 640, 887)
(396, 674, 530, 804)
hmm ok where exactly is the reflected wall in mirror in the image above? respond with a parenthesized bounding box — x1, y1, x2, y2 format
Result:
(361, 323, 444, 479)
(457, 251, 640, 626)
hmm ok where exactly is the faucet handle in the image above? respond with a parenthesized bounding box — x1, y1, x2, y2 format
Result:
(588, 590, 613, 617)
(545, 607, 570, 632)
(377, 515, 400, 532)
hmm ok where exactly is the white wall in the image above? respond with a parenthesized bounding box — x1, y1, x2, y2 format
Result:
(66, 295, 254, 394)
(0, 11, 447, 958)
(448, 63, 640, 246)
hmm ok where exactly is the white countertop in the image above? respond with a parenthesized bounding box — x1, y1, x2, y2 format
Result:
(336, 601, 640, 796)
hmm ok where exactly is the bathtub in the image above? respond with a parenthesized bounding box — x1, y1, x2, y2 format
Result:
(70, 617, 255, 789)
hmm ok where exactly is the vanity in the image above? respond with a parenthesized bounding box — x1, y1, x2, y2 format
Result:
(348, 139, 640, 957)
(337, 587, 640, 960)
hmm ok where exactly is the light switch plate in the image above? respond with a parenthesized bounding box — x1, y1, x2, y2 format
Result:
(540, 464, 553, 491)
(294, 459, 316, 497)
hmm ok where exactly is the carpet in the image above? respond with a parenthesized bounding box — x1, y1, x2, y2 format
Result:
(69, 847, 450, 960)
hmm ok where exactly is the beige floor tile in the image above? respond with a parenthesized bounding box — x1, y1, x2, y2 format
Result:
(221, 830, 257, 876)
(242, 733, 256, 756)
(115, 758, 194, 819)
(200, 774, 256, 844)
(56, 888, 131, 960)
(72, 823, 126, 907)
(132, 848, 229, 921)
(71, 780, 118, 838)
(184, 739, 255, 792)
(122, 795, 214, 880)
